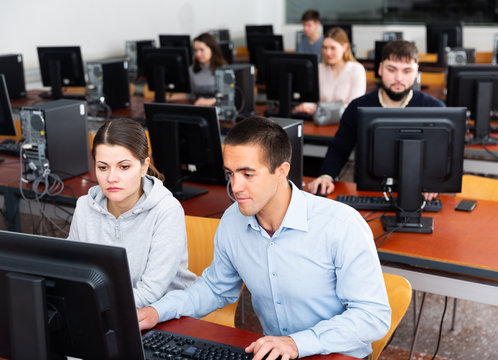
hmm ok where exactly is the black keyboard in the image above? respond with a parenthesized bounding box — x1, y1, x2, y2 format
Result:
(142, 329, 253, 360)
(0, 142, 21, 156)
(336, 195, 443, 212)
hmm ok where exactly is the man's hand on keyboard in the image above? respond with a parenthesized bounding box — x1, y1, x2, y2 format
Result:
(423, 192, 439, 201)
(245, 335, 298, 360)
(307, 175, 335, 196)
(137, 306, 159, 330)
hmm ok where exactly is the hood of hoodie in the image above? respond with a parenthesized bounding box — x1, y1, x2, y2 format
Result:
(86, 175, 172, 218)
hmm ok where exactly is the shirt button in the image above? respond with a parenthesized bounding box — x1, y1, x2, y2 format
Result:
(269, 242, 274, 246)
(282, 328, 288, 332)
(272, 272, 277, 277)
(276, 300, 281, 305)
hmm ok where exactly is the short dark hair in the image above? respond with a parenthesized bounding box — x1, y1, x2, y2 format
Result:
(223, 116, 291, 173)
(381, 40, 419, 63)
(301, 9, 320, 22)
(93, 118, 164, 181)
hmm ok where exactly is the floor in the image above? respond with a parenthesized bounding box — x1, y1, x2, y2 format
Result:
(234, 287, 498, 360)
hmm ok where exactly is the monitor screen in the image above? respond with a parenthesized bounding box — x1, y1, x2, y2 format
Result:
(0, 74, 16, 137)
(37, 46, 86, 99)
(264, 51, 319, 117)
(135, 40, 156, 78)
(219, 40, 234, 64)
(144, 103, 225, 200)
(0, 54, 26, 98)
(245, 24, 273, 39)
(247, 35, 283, 84)
(158, 34, 192, 65)
(0, 230, 145, 360)
(374, 41, 389, 79)
(355, 107, 466, 233)
(142, 47, 191, 103)
(426, 22, 463, 64)
(446, 64, 498, 144)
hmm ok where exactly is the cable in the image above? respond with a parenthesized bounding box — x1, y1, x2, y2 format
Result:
(234, 85, 246, 114)
(431, 296, 448, 360)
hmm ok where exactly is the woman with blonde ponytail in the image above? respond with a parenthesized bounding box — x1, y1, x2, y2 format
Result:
(68, 118, 195, 308)
(293, 27, 366, 115)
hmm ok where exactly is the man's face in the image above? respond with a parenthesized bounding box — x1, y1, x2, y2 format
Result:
(223, 143, 283, 217)
(302, 20, 320, 39)
(378, 57, 419, 100)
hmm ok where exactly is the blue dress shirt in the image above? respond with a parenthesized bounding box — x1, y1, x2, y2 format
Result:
(151, 183, 391, 358)
(297, 34, 324, 62)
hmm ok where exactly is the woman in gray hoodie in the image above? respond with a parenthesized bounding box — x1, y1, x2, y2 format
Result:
(68, 118, 196, 308)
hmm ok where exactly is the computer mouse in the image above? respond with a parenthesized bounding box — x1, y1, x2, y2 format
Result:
(315, 184, 328, 197)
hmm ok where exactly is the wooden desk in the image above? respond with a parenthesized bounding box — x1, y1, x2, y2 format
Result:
(153, 317, 359, 360)
(0, 154, 232, 231)
(326, 181, 498, 307)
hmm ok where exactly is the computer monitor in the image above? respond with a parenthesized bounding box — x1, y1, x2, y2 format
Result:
(0, 54, 26, 98)
(37, 46, 86, 99)
(209, 29, 230, 42)
(374, 41, 389, 79)
(323, 23, 353, 45)
(144, 103, 225, 200)
(158, 34, 192, 65)
(219, 41, 234, 64)
(264, 51, 319, 117)
(246, 34, 284, 84)
(446, 64, 498, 144)
(355, 107, 466, 234)
(142, 47, 191, 103)
(426, 22, 463, 65)
(245, 24, 273, 39)
(125, 39, 156, 80)
(0, 230, 145, 359)
(0, 74, 16, 138)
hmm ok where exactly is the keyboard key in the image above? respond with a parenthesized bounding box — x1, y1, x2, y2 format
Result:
(336, 195, 442, 212)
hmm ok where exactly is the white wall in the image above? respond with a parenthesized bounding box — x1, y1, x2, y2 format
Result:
(2, 0, 498, 86)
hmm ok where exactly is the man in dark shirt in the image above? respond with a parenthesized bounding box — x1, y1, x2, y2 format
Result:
(308, 40, 444, 196)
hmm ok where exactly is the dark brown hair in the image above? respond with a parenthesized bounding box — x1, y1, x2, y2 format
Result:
(323, 27, 357, 63)
(192, 33, 227, 74)
(92, 118, 164, 181)
(223, 116, 291, 173)
(381, 40, 419, 63)
(301, 9, 320, 22)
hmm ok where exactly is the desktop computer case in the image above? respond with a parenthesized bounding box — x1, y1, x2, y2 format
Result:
(270, 117, 303, 189)
(0, 54, 26, 98)
(87, 59, 130, 109)
(20, 99, 90, 181)
(218, 64, 255, 119)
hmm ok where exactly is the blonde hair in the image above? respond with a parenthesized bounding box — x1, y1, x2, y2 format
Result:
(322, 27, 357, 64)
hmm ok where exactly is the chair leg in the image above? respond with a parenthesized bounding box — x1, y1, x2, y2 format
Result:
(240, 290, 245, 324)
(412, 290, 418, 335)
(450, 298, 457, 331)
(409, 292, 427, 360)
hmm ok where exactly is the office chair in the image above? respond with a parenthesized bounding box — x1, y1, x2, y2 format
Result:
(457, 174, 498, 201)
(370, 273, 412, 360)
(185, 215, 241, 328)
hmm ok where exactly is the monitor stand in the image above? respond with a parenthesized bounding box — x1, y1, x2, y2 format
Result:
(172, 184, 208, 201)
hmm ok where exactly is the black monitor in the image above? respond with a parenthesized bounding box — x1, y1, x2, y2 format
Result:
(355, 107, 466, 234)
(0, 74, 16, 138)
(144, 103, 225, 200)
(135, 40, 156, 78)
(158, 34, 192, 65)
(0, 54, 26, 98)
(446, 64, 498, 144)
(246, 34, 284, 84)
(37, 46, 86, 99)
(142, 47, 191, 103)
(209, 29, 230, 42)
(0, 230, 145, 359)
(245, 24, 273, 39)
(374, 41, 389, 79)
(426, 22, 463, 65)
(264, 51, 319, 117)
(219, 41, 234, 64)
(323, 23, 353, 45)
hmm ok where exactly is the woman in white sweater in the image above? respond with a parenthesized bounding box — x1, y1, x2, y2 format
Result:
(293, 27, 366, 114)
(68, 118, 195, 308)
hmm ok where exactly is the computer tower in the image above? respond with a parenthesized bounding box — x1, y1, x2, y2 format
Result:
(87, 59, 130, 110)
(216, 64, 255, 121)
(0, 54, 26, 98)
(20, 99, 90, 181)
(270, 117, 303, 189)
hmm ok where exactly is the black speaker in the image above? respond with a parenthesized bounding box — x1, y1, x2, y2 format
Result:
(87, 59, 130, 110)
(20, 99, 90, 181)
(0, 54, 26, 98)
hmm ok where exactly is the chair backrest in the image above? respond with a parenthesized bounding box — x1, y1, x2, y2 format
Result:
(184, 215, 241, 328)
(457, 174, 498, 202)
(370, 273, 412, 360)
(185, 215, 220, 276)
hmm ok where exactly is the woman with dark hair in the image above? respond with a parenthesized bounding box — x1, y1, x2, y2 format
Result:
(293, 27, 366, 115)
(68, 118, 195, 308)
(189, 32, 227, 106)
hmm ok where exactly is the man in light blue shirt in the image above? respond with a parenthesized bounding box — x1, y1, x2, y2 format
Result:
(138, 116, 391, 359)
(296, 9, 324, 61)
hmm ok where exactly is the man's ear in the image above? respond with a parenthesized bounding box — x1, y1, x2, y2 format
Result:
(378, 61, 383, 77)
(277, 162, 291, 182)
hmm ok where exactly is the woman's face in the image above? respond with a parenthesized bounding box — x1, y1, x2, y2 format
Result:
(322, 37, 348, 66)
(193, 40, 213, 65)
(95, 144, 149, 213)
